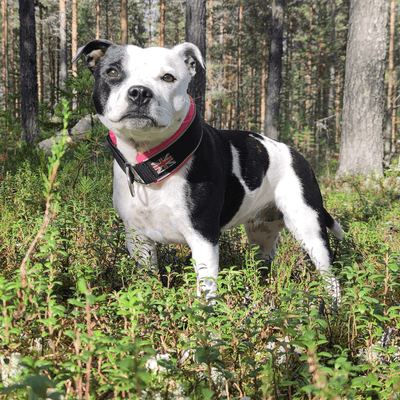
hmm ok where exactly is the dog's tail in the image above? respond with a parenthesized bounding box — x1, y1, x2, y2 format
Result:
(324, 208, 344, 240)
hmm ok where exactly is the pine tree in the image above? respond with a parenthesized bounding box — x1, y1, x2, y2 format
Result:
(19, 0, 40, 144)
(338, 0, 389, 176)
(265, 0, 286, 140)
(186, 0, 207, 117)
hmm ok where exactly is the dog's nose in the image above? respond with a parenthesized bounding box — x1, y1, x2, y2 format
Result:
(128, 86, 153, 107)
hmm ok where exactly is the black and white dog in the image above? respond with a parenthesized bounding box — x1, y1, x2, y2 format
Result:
(73, 40, 343, 302)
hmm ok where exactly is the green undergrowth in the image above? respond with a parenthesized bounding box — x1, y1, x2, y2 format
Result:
(0, 111, 400, 399)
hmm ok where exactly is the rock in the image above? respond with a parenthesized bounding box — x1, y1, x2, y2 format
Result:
(70, 115, 99, 139)
(38, 134, 62, 154)
(38, 115, 100, 154)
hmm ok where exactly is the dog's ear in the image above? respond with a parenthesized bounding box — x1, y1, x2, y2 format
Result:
(172, 42, 205, 77)
(72, 39, 114, 74)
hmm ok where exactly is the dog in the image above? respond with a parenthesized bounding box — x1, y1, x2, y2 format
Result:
(73, 40, 344, 302)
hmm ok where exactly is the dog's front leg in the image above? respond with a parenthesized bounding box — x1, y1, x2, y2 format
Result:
(188, 239, 219, 301)
(124, 225, 158, 272)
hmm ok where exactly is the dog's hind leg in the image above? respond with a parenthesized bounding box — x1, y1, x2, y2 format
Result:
(277, 201, 341, 303)
(272, 148, 341, 302)
(244, 217, 285, 277)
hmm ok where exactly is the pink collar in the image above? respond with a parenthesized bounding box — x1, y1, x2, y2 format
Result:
(108, 97, 195, 163)
(106, 97, 201, 193)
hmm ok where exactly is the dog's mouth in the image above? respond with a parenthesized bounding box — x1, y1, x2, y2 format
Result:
(118, 112, 157, 125)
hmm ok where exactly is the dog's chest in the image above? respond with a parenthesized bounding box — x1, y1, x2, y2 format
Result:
(113, 164, 191, 244)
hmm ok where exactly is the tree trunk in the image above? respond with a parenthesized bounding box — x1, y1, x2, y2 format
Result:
(205, 0, 213, 123)
(260, 31, 267, 133)
(59, 0, 68, 90)
(106, 0, 109, 39)
(222, 14, 228, 129)
(71, 0, 78, 110)
(55, 36, 59, 91)
(338, 0, 389, 176)
(248, 67, 254, 131)
(335, 66, 341, 143)
(235, 1, 243, 129)
(72, 0, 78, 77)
(305, 1, 313, 123)
(2, 0, 8, 111)
(121, 0, 128, 44)
(159, 0, 165, 47)
(385, 0, 395, 158)
(227, 40, 233, 130)
(264, 0, 286, 140)
(19, 0, 40, 144)
(37, 3, 43, 103)
(148, 0, 152, 47)
(10, 0, 16, 116)
(328, 0, 337, 123)
(186, 0, 206, 117)
(47, 16, 54, 111)
(174, 4, 180, 44)
(284, 9, 293, 129)
(217, 21, 224, 130)
(96, 0, 101, 40)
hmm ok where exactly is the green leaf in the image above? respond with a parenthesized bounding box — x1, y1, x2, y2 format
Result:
(388, 263, 399, 272)
(77, 278, 88, 294)
(68, 299, 85, 308)
(25, 375, 54, 398)
(201, 388, 215, 400)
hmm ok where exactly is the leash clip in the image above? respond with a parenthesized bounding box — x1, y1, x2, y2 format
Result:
(125, 163, 148, 197)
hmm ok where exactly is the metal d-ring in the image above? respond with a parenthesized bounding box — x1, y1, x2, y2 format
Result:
(125, 163, 149, 197)
(125, 165, 136, 197)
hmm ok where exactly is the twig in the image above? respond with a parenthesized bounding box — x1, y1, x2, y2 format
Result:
(386, 93, 400, 112)
(19, 161, 59, 291)
(85, 284, 93, 400)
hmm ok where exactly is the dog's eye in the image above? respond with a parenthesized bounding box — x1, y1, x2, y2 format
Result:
(162, 74, 176, 83)
(107, 68, 118, 78)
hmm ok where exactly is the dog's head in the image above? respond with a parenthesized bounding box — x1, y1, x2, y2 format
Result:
(73, 40, 204, 144)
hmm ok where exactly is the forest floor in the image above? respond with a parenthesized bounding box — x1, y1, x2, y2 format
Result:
(0, 121, 400, 399)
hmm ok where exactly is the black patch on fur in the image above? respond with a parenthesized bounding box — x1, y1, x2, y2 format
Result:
(323, 208, 335, 230)
(185, 121, 270, 245)
(92, 47, 128, 116)
(289, 148, 323, 208)
(289, 148, 332, 254)
(228, 132, 270, 191)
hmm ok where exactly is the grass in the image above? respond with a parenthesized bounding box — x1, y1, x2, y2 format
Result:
(0, 107, 400, 399)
